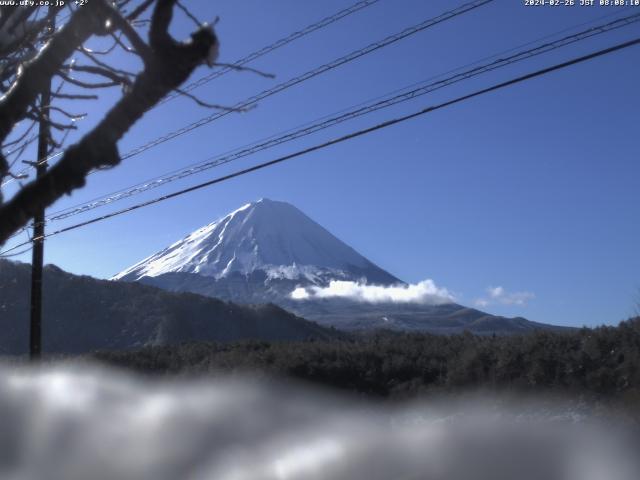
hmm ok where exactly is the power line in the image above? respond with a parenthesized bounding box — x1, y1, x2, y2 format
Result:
(1, 0, 382, 185)
(0, 245, 32, 258)
(2, 0, 491, 228)
(2, 34, 638, 257)
(2, 0, 490, 192)
(160, 0, 383, 104)
(118, 0, 494, 160)
(39, 11, 640, 224)
(6, 7, 638, 244)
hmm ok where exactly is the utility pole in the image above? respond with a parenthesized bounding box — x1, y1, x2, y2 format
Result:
(29, 13, 55, 360)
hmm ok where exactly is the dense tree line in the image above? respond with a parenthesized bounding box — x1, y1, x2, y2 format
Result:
(94, 317, 640, 402)
(0, 260, 339, 354)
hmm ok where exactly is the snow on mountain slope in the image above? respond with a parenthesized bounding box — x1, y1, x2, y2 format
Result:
(112, 199, 559, 335)
(113, 199, 400, 286)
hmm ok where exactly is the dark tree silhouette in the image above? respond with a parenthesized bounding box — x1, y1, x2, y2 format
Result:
(0, 0, 219, 245)
(94, 316, 640, 405)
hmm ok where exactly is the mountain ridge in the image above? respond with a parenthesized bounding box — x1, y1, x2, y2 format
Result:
(0, 259, 340, 354)
(114, 199, 565, 335)
(114, 198, 400, 286)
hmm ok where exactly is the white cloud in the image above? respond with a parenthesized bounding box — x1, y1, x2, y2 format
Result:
(290, 279, 454, 305)
(488, 286, 505, 299)
(475, 286, 535, 308)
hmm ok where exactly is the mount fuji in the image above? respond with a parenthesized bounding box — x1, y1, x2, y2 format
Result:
(114, 198, 399, 288)
(114, 199, 562, 334)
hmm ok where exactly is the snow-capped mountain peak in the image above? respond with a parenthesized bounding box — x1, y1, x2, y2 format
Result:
(113, 199, 399, 285)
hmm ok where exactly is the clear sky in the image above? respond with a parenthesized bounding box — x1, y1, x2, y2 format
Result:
(3, 0, 639, 328)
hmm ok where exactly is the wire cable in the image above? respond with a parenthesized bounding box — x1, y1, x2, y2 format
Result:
(0, 0, 383, 185)
(160, 0, 383, 104)
(2, 34, 638, 256)
(0, 245, 33, 258)
(2, 0, 490, 193)
(118, 0, 494, 160)
(41, 11, 640, 223)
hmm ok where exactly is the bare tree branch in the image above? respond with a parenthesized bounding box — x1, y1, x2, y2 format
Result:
(126, 0, 156, 21)
(51, 92, 99, 100)
(0, 2, 111, 143)
(78, 47, 136, 77)
(211, 62, 275, 79)
(46, 105, 87, 121)
(0, 0, 219, 244)
(176, 1, 202, 28)
(64, 64, 134, 85)
(25, 109, 77, 131)
(2, 120, 38, 149)
(173, 87, 254, 112)
(109, 9, 153, 60)
(56, 69, 120, 89)
(80, 37, 120, 56)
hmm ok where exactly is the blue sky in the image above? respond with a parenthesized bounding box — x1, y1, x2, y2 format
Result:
(3, 0, 639, 327)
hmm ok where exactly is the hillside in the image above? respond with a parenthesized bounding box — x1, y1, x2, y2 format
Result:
(0, 260, 340, 354)
(114, 199, 564, 335)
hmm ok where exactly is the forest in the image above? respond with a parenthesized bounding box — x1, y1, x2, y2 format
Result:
(94, 316, 640, 407)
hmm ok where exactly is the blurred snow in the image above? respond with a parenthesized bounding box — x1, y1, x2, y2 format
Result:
(0, 363, 637, 480)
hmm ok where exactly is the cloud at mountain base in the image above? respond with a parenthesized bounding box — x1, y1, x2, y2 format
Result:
(290, 279, 454, 304)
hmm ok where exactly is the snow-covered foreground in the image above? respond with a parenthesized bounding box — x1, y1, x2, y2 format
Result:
(0, 364, 637, 480)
